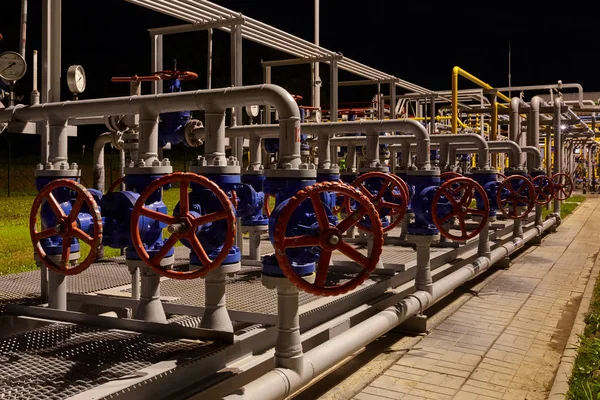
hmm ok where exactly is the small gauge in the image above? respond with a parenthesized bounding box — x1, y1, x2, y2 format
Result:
(245, 105, 260, 118)
(0, 51, 27, 81)
(67, 65, 86, 95)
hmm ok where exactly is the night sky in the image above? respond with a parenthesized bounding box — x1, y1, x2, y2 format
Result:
(1, 1, 599, 151)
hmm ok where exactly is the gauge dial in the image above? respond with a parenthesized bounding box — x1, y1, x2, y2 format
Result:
(67, 65, 86, 94)
(245, 105, 260, 118)
(0, 51, 27, 81)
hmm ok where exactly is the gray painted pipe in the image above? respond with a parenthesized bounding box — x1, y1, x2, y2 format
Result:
(326, 132, 489, 169)
(92, 132, 113, 192)
(1, 84, 302, 168)
(510, 97, 525, 165)
(224, 216, 559, 400)
(453, 140, 521, 169)
(553, 98, 563, 214)
(527, 96, 544, 172)
(215, 120, 433, 170)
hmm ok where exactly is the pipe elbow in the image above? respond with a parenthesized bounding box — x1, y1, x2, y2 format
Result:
(257, 84, 300, 121)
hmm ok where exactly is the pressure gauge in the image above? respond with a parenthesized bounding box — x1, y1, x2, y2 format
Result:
(0, 51, 27, 81)
(245, 105, 260, 118)
(67, 65, 86, 95)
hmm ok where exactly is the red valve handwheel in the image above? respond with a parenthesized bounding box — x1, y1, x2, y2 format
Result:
(130, 172, 235, 280)
(345, 172, 409, 233)
(274, 181, 383, 296)
(440, 171, 462, 183)
(106, 176, 126, 194)
(152, 70, 199, 81)
(551, 172, 574, 200)
(29, 179, 102, 275)
(532, 175, 555, 205)
(111, 74, 161, 82)
(496, 172, 507, 182)
(432, 177, 489, 241)
(496, 175, 535, 219)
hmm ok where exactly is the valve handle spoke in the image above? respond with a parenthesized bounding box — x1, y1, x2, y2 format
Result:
(337, 241, 369, 266)
(139, 207, 177, 225)
(179, 179, 190, 215)
(192, 210, 229, 227)
(438, 212, 455, 225)
(69, 196, 85, 222)
(311, 194, 330, 229)
(189, 234, 212, 268)
(357, 184, 373, 199)
(46, 193, 66, 217)
(336, 206, 367, 233)
(72, 227, 94, 246)
(34, 227, 58, 242)
(60, 240, 71, 268)
(150, 234, 179, 266)
(283, 235, 321, 248)
(315, 250, 332, 287)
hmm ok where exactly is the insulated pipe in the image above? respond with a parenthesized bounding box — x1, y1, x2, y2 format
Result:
(92, 132, 113, 192)
(527, 96, 545, 172)
(510, 97, 525, 165)
(449, 140, 522, 169)
(2, 84, 302, 167)
(217, 120, 432, 170)
(224, 215, 559, 400)
(325, 132, 489, 169)
(20, 0, 27, 57)
(554, 97, 563, 215)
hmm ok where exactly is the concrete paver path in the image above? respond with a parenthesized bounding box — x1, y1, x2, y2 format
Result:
(352, 196, 600, 400)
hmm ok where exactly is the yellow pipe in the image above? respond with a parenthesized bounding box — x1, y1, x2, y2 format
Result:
(452, 66, 511, 134)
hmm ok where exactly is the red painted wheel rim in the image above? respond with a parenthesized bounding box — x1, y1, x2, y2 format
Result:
(106, 176, 126, 194)
(440, 171, 462, 183)
(152, 70, 198, 81)
(532, 175, 555, 205)
(130, 172, 235, 280)
(345, 172, 409, 233)
(496, 175, 535, 219)
(551, 172, 573, 200)
(432, 177, 489, 241)
(29, 179, 102, 275)
(274, 181, 383, 296)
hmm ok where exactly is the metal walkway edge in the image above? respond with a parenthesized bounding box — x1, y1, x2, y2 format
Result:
(301, 195, 599, 400)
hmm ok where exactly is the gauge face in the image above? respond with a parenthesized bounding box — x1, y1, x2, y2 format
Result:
(67, 65, 86, 94)
(245, 105, 260, 118)
(0, 51, 27, 81)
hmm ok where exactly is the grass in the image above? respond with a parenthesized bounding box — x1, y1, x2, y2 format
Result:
(541, 194, 585, 220)
(0, 186, 184, 276)
(568, 277, 600, 399)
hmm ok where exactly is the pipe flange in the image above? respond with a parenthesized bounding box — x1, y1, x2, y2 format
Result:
(261, 273, 315, 290)
(407, 169, 439, 177)
(243, 166, 264, 175)
(124, 165, 173, 175)
(191, 165, 242, 175)
(184, 119, 204, 147)
(125, 255, 175, 269)
(265, 166, 317, 179)
(111, 130, 125, 151)
(358, 166, 389, 173)
(34, 162, 81, 177)
(317, 165, 340, 175)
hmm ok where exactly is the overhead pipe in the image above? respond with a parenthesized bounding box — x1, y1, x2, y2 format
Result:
(2, 84, 301, 167)
(200, 120, 433, 170)
(223, 214, 559, 400)
(20, 0, 27, 57)
(92, 132, 113, 192)
(553, 97, 563, 215)
(452, 67, 509, 135)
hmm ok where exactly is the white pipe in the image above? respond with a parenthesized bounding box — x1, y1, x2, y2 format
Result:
(527, 96, 545, 171)
(93, 132, 113, 192)
(554, 97, 563, 214)
(217, 120, 432, 170)
(452, 140, 522, 169)
(224, 216, 559, 400)
(2, 84, 302, 167)
(20, 0, 27, 57)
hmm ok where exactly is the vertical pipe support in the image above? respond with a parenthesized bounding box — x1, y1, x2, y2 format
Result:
(330, 59, 338, 123)
(150, 34, 163, 95)
(553, 98, 563, 215)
